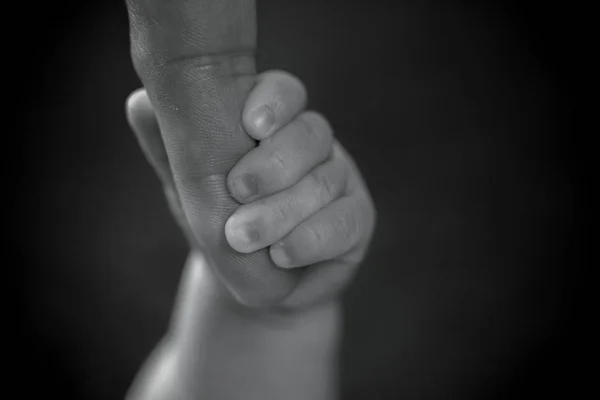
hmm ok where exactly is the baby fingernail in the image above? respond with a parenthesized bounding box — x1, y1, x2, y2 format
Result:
(232, 174, 258, 201)
(250, 105, 275, 136)
(227, 222, 260, 252)
(270, 242, 292, 268)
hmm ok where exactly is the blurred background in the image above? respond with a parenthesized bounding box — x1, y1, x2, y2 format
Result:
(15, 0, 575, 399)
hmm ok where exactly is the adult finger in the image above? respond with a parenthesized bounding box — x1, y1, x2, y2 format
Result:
(125, 0, 301, 306)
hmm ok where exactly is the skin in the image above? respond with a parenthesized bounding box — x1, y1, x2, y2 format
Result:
(124, 1, 376, 398)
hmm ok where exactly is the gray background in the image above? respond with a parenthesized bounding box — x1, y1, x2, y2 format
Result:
(16, 0, 573, 399)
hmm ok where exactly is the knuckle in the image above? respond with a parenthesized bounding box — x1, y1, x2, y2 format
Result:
(297, 115, 318, 141)
(266, 147, 294, 187)
(299, 111, 333, 144)
(262, 101, 281, 119)
(308, 169, 336, 205)
(271, 197, 294, 222)
(270, 148, 287, 169)
(264, 96, 288, 122)
(305, 224, 325, 245)
(336, 210, 360, 242)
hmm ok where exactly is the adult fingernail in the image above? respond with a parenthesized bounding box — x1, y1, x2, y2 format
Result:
(270, 242, 292, 268)
(249, 105, 275, 136)
(232, 174, 258, 201)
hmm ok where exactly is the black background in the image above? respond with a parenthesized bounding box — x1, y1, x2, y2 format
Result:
(14, 0, 576, 399)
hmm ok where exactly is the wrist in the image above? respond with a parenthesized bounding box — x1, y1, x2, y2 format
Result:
(166, 251, 342, 399)
(181, 250, 342, 322)
(173, 248, 342, 354)
(130, 251, 342, 400)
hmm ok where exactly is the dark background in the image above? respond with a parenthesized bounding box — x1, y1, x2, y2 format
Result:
(14, 0, 576, 399)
